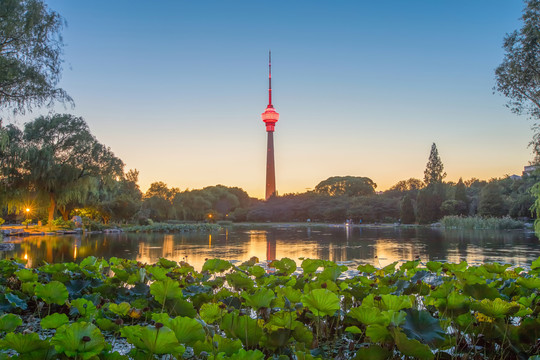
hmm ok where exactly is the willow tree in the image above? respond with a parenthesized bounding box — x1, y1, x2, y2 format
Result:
(0, 0, 72, 114)
(24, 114, 123, 223)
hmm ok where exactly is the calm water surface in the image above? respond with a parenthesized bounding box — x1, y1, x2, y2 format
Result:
(2, 226, 539, 269)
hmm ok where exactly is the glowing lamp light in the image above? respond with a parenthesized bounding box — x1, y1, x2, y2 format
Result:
(25, 208, 30, 213)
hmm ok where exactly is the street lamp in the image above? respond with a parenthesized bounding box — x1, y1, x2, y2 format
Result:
(25, 208, 30, 229)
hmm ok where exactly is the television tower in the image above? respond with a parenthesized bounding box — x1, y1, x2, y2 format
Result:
(261, 51, 279, 200)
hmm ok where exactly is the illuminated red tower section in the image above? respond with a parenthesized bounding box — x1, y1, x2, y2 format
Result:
(261, 51, 279, 200)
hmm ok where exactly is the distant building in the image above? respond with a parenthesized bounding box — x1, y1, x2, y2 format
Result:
(509, 174, 521, 180)
(523, 165, 539, 176)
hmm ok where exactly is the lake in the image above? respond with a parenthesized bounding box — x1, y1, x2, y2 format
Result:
(1, 225, 539, 269)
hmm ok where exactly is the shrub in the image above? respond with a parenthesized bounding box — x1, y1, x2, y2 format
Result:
(441, 215, 524, 230)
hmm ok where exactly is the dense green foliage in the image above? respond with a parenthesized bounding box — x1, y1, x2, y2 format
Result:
(0, 256, 538, 359)
(0, 0, 71, 114)
(495, 0, 540, 162)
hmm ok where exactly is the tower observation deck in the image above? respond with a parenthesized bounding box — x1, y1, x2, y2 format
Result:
(261, 51, 279, 200)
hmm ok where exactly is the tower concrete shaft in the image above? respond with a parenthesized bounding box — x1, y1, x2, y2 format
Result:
(261, 51, 279, 200)
(266, 132, 276, 199)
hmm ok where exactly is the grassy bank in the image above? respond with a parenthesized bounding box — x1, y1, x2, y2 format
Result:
(441, 215, 525, 230)
(122, 222, 221, 233)
(0, 256, 538, 359)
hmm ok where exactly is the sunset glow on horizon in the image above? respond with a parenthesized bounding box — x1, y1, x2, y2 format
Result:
(12, 0, 533, 199)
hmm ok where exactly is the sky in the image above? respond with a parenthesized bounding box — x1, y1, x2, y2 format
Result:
(11, 0, 533, 199)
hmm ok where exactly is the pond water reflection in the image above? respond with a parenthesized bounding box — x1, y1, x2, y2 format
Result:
(1, 225, 539, 269)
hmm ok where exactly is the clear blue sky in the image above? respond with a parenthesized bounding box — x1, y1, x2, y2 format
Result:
(17, 0, 531, 198)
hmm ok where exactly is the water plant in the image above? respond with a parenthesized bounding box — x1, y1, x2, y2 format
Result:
(0, 255, 536, 359)
(441, 215, 525, 230)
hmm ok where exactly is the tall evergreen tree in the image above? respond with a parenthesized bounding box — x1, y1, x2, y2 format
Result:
(423, 143, 446, 186)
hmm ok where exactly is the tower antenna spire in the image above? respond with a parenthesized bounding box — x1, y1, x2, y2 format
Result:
(268, 50, 272, 106)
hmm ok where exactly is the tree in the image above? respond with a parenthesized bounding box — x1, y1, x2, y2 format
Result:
(143, 182, 177, 221)
(0, 0, 71, 114)
(0, 124, 25, 211)
(314, 176, 376, 197)
(400, 194, 415, 224)
(423, 143, 446, 185)
(455, 178, 468, 203)
(478, 182, 508, 217)
(416, 185, 444, 224)
(23, 114, 123, 223)
(495, 0, 540, 162)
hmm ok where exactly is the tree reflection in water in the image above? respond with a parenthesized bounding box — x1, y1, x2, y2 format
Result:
(0, 227, 538, 269)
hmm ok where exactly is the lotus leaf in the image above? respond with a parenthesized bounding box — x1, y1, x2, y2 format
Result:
(202, 258, 232, 273)
(21, 281, 37, 295)
(35, 281, 68, 305)
(79, 256, 97, 268)
(41, 313, 69, 329)
(210, 335, 242, 356)
(482, 262, 511, 274)
(158, 257, 177, 268)
(52, 322, 105, 360)
(242, 287, 275, 310)
(147, 265, 169, 281)
(401, 309, 445, 346)
(200, 302, 223, 323)
(96, 318, 118, 332)
(435, 291, 470, 315)
(426, 261, 443, 273)
(381, 261, 398, 274)
(121, 325, 184, 356)
(318, 265, 347, 282)
(365, 324, 392, 343)
(167, 316, 205, 346)
(357, 263, 377, 273)
(276, 286, 302, 303)
(71, 298, 97, 319)
(301, 288, 340, 317)
(0, 313, 22, 332)
(5, 293, 27, 310)
(165, 297, 197, 317)
(463, 283, 500, 300)
(400, 259, 420, 271)
(531, 256, 540, 270)
(66, 279, 91, 296)
(222, 312, 263, 347)
(473, 298, 521, 318)
(301, 258, 323, 274)
(292, 323, 313, 346)
(294, 350, 320, 360)
(353, 344, 391, 360)
(379, 294, 412, 311)
(15, 269, 37, 283)
(348, 306, 387, 326)
(269, 257, 297, 275)
(392, 328, 434, 360)
(0, 332, 53, 359)
(229, 349, 265, 360)
(265, 311, 298, 331)
(150, 277, 183, 304)
(382, 309, 407, 326)
(226, 271, 254, 290)
(345, 325, 363, 334)
(108, 302, 131, 316)
(248, 265, 266, 278)
(517, 276, 540, 290)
